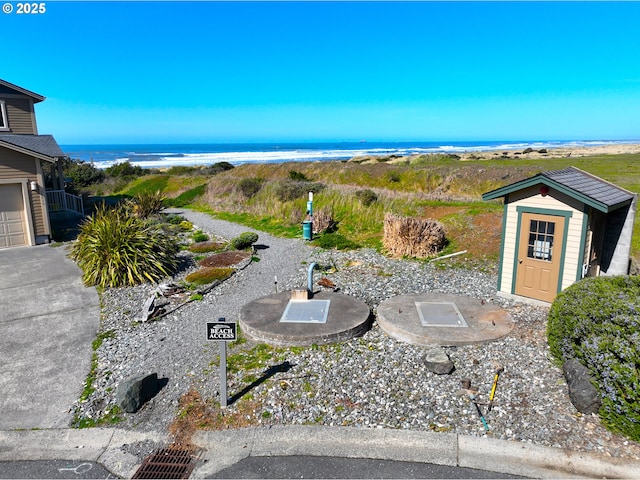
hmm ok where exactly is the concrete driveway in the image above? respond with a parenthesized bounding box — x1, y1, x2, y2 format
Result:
(0, 245, 99, 429)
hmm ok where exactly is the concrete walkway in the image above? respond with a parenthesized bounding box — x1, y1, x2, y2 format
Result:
(0, 244, 100, 429)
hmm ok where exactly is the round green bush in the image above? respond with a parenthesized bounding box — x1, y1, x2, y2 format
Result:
(547, 276, 640, 440)
(239, 178, 264, 198)
(70, 205, 178, 288)
(355, 189, 378, 206)
(230, 232, 259, 250)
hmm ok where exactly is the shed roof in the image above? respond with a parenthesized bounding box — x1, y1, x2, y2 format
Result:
(482, 166, 635, 213)
(0, 79, 45, 103)
(0, 134, 65, 162)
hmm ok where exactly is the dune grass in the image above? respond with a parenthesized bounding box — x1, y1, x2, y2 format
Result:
(120, 153, 640, 264)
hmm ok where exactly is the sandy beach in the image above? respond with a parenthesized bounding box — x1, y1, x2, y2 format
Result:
(456, 142, 640, 161)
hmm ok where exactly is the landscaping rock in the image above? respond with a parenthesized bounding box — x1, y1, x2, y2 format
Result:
(116, 373, 161, 413)
(563, 359, 602, 414)
(423, 346, 455, 375)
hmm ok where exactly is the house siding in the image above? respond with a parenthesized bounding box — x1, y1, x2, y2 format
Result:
(0, 148, 47, 240)
(501, 185, 585, 296)
(1, 96, 36, 134)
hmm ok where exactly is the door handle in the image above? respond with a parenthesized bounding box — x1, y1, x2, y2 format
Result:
(519, 259, 523, 264)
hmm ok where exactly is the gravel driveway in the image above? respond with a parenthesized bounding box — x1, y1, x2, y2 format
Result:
(72, 208, 640, 461)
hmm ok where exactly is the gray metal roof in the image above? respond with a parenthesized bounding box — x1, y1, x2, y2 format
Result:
(482, 166, 635, 212)
(543, 167, 634, 209)
(0, 134, 64, 161)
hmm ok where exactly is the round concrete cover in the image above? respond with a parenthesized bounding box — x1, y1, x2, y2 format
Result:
(240, 291, 371, 347)
(377, 293, 515, 346)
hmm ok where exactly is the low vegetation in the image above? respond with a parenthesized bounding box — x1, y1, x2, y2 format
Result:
(60, 152, 640, 266)
(547, 276, 640, 441)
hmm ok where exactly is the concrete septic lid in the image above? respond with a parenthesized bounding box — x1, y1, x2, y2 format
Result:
(240, 291, 371, 347)
(377, 293, 515, 346)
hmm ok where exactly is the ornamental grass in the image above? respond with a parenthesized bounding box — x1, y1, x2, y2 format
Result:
(185, 267, 234, 286)
(70, 204, 178, 288)
(382, 213, 446, 258)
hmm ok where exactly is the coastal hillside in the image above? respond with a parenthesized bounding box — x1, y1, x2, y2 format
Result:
(110, 152, 640, 268)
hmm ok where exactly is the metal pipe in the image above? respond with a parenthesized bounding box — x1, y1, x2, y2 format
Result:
(307, 262, 318, 298)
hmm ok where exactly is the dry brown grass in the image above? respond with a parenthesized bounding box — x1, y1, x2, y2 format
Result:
(169, 388, 261, 446)
(383, 213, 446, 258)
(312, 207, 337, 234)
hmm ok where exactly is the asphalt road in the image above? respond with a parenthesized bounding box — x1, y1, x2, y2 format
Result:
(209, 455, 524, 479)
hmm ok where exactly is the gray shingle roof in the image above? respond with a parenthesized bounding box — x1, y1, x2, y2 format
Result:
(0, 134, 64, 161)
(482, 166, 635, 212)
(542, 167, 634, 209)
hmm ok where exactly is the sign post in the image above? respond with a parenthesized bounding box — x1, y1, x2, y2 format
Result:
(207, 317, 237, 408)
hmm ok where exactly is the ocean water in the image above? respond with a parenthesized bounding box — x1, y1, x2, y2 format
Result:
(60, 140, 633, 170)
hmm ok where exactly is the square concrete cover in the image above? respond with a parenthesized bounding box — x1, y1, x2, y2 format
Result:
(280, 299, 331, 324)
(415, 301, 469, 327)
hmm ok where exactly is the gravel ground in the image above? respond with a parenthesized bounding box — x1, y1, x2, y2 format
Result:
(72, 208, 640, 461)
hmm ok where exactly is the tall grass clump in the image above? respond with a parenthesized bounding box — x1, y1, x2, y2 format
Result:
(70, 204, 178, 287)
(547, 276, 640, 441)
(383, 213, 446, 258)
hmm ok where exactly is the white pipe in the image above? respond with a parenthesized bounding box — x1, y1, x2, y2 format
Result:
(429, 250, 467, 262)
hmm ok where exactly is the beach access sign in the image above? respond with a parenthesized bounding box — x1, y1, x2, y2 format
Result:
(207, 321, 237, 341)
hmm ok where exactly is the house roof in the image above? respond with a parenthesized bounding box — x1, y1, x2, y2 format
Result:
(482, 166, 636, 213)
(0, 79, 45, 103)
(0, 134, 65, 162)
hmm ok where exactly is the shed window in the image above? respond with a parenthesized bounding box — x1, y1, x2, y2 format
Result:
(0, 101, 8, 131)
(527, 220, 555, 261)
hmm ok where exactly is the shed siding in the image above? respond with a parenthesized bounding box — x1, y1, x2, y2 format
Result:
(2, 97, 36, 134)
(501, 185, 585, 296)
(0, 148, 47, 238)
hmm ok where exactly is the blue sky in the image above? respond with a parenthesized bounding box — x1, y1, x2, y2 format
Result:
(4, 1, 640, 144)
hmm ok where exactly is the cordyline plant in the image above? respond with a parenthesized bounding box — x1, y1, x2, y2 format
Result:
(70, 204, 178, 288)
(547, 275, 640, 441)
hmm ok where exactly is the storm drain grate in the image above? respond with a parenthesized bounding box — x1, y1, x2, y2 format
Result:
(132, 447, 201, 479)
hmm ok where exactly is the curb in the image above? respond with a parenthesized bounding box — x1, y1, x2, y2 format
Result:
(2, 426, 638, 479)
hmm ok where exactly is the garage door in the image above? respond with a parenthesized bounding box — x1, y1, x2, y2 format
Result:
(0, 184, 28, 248)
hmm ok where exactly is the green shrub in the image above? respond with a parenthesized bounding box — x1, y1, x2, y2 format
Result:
(70, 204, 178, 287)
(239, 178, 264, 198)
(179, 220, 193, 231)
(276, 180, 325, 202)
(230, 232, 259, 250)
(547, 276, 640, 441)
(189, 241, 226, 253)
(313, 233, 360, 250)
(185, 267, 234, 285)
(62, 158, 106, 189)
(202, 162, 234, 175)
(105, 161, 145, 178)
(355, 189, 378, 206)
(288, 170, 310, 181)
(192, 230, 209, 243)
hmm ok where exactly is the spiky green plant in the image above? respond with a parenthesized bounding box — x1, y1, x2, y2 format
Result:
(70, 204, 178, 287)
(129, 190, 166, 218)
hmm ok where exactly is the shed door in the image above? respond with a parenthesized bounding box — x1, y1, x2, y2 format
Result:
(515, 213, 565, 303)
(0, 184, 28, 248)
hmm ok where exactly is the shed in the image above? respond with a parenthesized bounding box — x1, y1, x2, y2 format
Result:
(482, 167, 637, 304)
